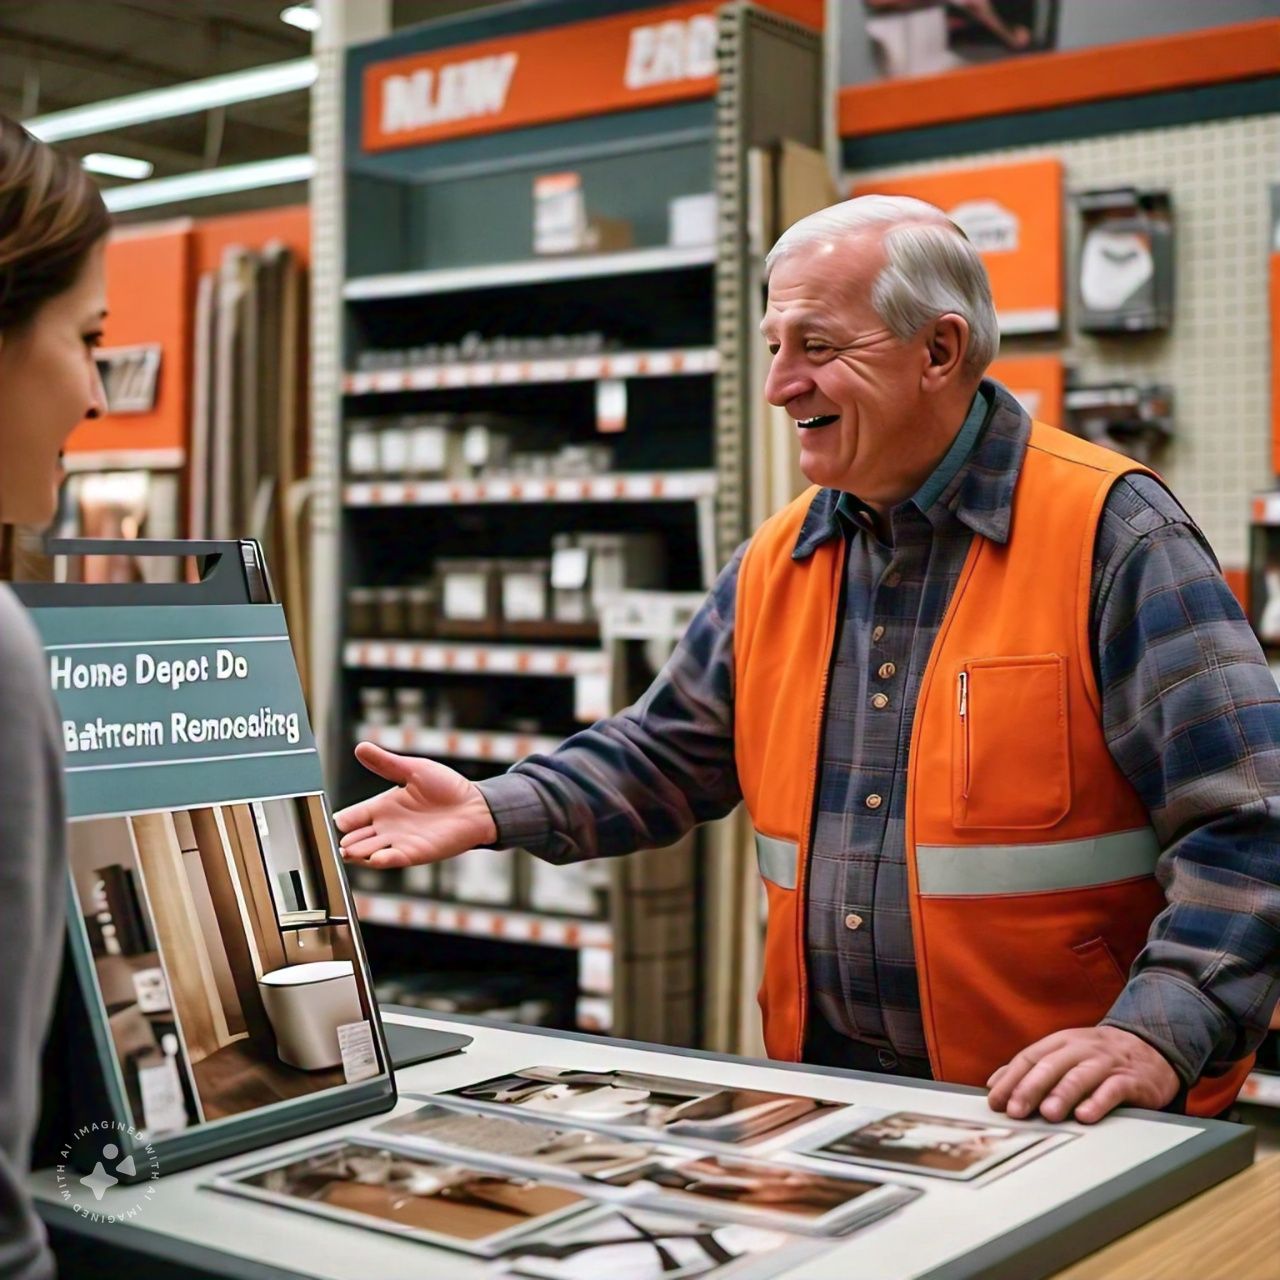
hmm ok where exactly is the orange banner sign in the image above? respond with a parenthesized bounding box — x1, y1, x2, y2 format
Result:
(852, 159, 1063, 336)
(363, 2, 718, 153)
(986, 354, 1064, 429)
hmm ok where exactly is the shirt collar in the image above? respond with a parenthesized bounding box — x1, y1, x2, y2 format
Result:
(792, 379, 1030, 560)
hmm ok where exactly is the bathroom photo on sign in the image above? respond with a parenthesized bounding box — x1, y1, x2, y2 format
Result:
(442, 1067, 844, 1148)
(213, 1140, 591, 1255)
(67, 794, 385, 1139)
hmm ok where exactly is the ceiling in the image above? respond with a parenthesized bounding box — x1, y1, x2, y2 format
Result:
(0, 0, 521, 218)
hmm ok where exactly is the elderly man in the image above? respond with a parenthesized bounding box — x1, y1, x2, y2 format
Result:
(335, 195, 1280, 1124)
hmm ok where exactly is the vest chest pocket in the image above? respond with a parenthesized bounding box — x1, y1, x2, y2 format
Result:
(953, 654, 1071, 830)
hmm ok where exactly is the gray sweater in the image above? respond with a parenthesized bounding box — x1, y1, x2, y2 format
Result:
(0, 585, 63, 1280)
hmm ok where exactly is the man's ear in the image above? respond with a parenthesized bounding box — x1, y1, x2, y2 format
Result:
(921, 314, 969, 389)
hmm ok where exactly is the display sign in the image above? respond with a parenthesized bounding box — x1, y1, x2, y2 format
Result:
(852, 158, 1063, 334)
(987, 354, 1064, 427)
(363, 1, 718, 153)
(28, 595, 394, 1177)
(39, 604, 317, 819)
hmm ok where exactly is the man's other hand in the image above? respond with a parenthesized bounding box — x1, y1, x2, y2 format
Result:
(986, 1026, 1180, 1124)
(332, 742, 498, 869)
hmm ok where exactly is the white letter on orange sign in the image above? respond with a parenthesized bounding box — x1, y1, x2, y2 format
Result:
(686, 15, 717, 79)
(650, 21, 687, 84)
(469, 53, 518, 117)
(382, 70, 433, 134)
(624, 22, 657, 89)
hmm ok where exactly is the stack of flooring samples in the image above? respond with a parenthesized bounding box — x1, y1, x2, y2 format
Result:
(191, 242, 310, 687)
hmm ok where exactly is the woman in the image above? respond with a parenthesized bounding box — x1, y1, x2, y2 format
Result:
(0, 111, 109, 1279)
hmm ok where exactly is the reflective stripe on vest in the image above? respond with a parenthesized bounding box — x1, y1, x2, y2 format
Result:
(916, 827, 1161, 896)
(755, 832, 799, 890)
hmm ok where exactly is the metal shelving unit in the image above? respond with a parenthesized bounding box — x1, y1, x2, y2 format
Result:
(316, 1, 823, 1047)
(343, 346, 718, 394)
(342, 244, 716, 300)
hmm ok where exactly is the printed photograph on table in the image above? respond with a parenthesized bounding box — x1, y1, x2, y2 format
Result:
(443, 1067, 844, 1146)
(801, 1110, 1059, 1181)
(212, 1140, 591, 1255)
(375, 1104, 918, 1237)
(602, 1152, 919, 1237)
(377, 1103, 660, 1181)
(490, 1204, 819, 1280)
(68, 793, 385, 1139)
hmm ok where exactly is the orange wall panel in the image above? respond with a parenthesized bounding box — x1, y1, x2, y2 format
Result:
(853, 159, 1063, 336)
(193, 205, 310, 276)
(66, 223, 193, 456)
(986, 354, 1064, 428)
(1271, 254, 1280, 477)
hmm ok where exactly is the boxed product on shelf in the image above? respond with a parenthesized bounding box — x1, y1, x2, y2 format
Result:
(551, 532, 665, 624)
(400, 861, 437, 896)
(346, 586, 378, 637)
(404, 412, 459, 477)
(377, 417, 411, 476)
(358, 686, 392, 727)
(436, 558, 502, 638)
(375, 972, 558, 1025)
(668, 192, 716, 247)
(551, 443, 613, 477)
(455, 419, 513, 479)
(498, 558, 551, 633)
(404, 582, 436, 637)
(375, 585, 406, 637)
(527, 855, 611, 918)
(436, 846, 521, 907)
(345, 418, 381, 476)
(393, 686, 428, 728)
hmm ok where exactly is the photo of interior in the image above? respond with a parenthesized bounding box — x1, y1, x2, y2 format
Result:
(68, 793, 383, 1137)
(221, 1140, 591, 1255)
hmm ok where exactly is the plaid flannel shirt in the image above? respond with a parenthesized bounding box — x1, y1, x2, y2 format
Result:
(480, 382, 1280, 1086)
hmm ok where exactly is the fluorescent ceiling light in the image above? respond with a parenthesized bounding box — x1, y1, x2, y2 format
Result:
(26, 59, 316, 143)
(101, 154, 314, 213)
(280, 4, 320, 32)
(82, 152, 155, 180)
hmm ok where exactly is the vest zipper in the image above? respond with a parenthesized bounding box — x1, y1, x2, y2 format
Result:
(958, 669, 971, 799)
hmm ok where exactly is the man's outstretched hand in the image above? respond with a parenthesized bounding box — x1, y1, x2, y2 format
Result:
(333, 742, 497, 869)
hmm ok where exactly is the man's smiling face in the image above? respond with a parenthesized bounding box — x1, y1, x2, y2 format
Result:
(761, 231, 937, 506)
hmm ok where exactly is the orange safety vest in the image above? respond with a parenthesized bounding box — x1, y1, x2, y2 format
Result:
(734, 421, 1252, 1117)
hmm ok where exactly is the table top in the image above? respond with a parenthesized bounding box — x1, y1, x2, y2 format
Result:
(1053, 1152, 1280, 1280)
(29, 1009, 1255, 1280)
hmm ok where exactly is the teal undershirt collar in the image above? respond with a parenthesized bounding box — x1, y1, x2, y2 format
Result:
(836, 384, 992, 527)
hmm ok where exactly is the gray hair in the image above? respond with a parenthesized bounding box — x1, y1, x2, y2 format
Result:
(765, 194, 1000, 374)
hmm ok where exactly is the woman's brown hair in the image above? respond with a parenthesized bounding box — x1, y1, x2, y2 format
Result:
(0, 113, 110, 579)
(0, 111, 110, 333)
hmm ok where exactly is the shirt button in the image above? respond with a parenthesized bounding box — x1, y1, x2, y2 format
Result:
(871, 693, 890, 710)
(871, 625, 885, 643)
(865, 794, 883, 810)
(844, 912, 864, 931)
(885, 571, 902, 588)
(878, 662, 896, 680)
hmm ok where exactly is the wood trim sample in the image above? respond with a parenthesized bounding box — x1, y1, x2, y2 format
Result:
(190, 807, 278, 1055)
(305, 794, 348, 910)
(128, 812, 228, 1063)
(220, 804, 288, 975)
